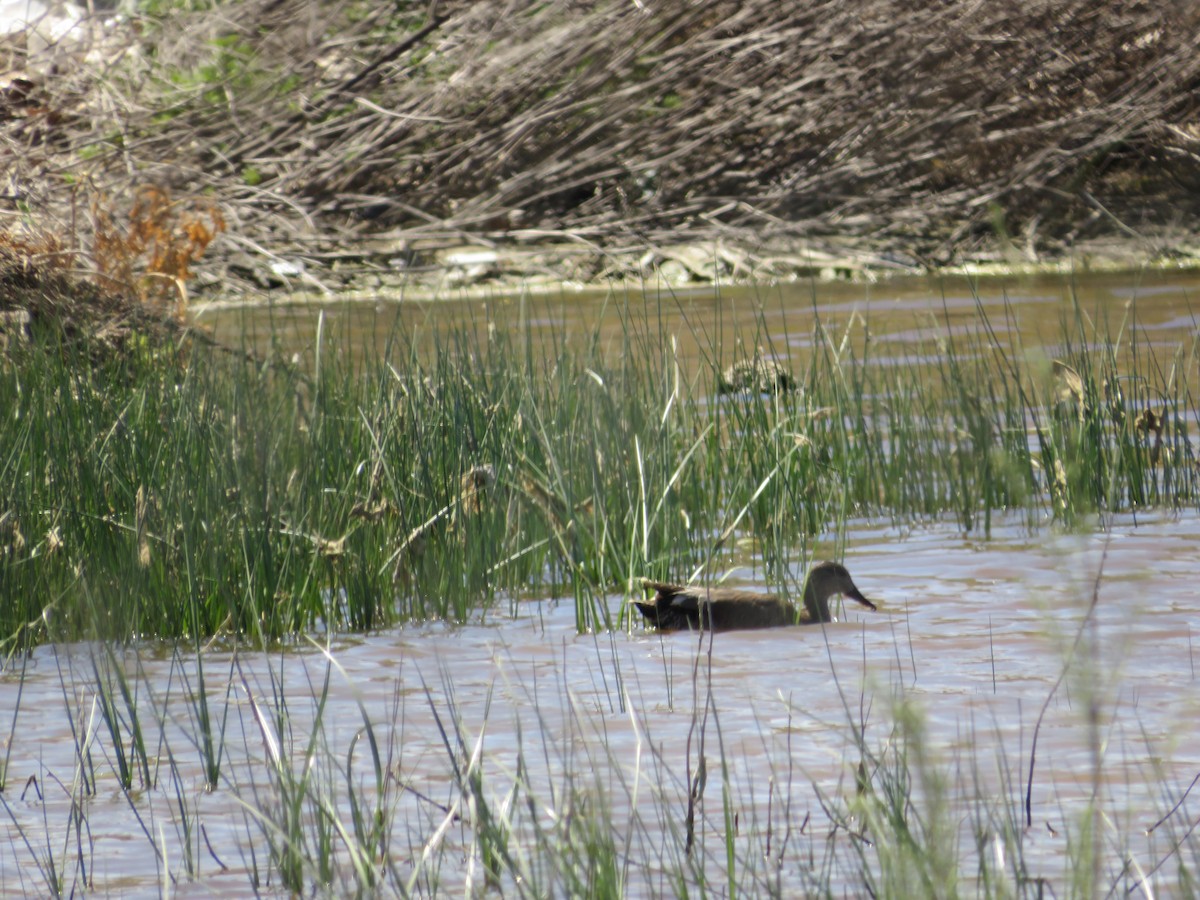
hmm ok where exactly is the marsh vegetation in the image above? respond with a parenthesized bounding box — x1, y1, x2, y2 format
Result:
(2, 272, 1199, 895)
(4, 276, 1197, 647)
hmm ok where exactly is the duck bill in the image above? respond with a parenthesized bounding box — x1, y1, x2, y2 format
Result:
(846, 587, 877, 611)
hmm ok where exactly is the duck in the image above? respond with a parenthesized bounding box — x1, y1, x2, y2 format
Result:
(717, 354, 798, 395)
(632, 561, 876, 631)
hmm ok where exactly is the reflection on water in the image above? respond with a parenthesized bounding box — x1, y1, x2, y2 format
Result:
(3, 512, 1198, 895)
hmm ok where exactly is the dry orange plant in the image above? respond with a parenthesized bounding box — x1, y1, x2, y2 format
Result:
(92, 186, 225, 319)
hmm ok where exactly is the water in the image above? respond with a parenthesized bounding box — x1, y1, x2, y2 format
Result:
(4, 512, 1197, 895)
(196, 269, 1200, 376)
(5, 271, 1200, 895)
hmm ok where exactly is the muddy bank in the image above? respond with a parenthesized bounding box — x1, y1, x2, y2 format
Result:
(199, 232, 1200, 309)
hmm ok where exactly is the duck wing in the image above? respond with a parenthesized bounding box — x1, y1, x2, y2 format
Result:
(634, 580, 794, 631)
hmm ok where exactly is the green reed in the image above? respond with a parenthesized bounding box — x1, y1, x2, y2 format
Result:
(1, 283, 1197, 646)
(90, 644, 153, 790)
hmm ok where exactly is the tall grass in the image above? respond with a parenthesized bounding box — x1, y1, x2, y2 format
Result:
(1, 284, 1197, 646)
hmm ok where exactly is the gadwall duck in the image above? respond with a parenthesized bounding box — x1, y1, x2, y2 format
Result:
(632, 561, 876, 631)
(717, 355, 797, 395)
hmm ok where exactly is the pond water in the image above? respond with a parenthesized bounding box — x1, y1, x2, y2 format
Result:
(3, 512, 1197, 895)
(197, 269, 1200, 383)
(4, 270, 1200, 895)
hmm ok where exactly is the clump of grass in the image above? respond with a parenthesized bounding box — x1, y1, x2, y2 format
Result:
(233, 645, 396, 896)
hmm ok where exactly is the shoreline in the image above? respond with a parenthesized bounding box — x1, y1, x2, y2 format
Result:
(191, 235, 1200, 313)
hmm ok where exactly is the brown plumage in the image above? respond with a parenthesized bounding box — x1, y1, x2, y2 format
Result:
(632, 561, 876, 631)
(717, 356, 798, 395)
